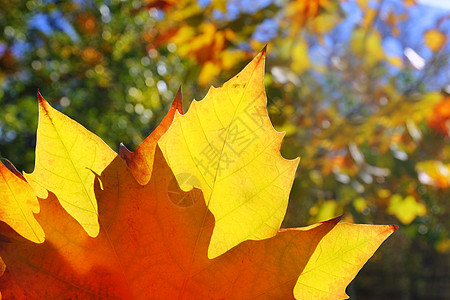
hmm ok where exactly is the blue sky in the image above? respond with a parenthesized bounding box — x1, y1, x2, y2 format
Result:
(418, 0, 450, 10)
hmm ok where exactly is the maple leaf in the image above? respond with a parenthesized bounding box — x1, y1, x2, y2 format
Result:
(159, 49, 300, 258)
(0, 50, 397, 299)
(23, 92, 117, 237)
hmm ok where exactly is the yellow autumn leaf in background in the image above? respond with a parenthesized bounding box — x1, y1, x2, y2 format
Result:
(285, 0, 339, 35)
(404, 0, 417, 6)
(386, 56, 404, 68)
(416, 160, 450, 188)
(291, 38, 311, 73)
(388, 194, 426, 225)
(212, 0, 227, 11)
(169, 23, 246, 86)
(310, 13, 341, 35)
(361, 8, 377, 29)
(356, 0, 368, 10)
(424, 29, 447, 51)
(309, 199, 340, 223)
(351, 28, 385, 67)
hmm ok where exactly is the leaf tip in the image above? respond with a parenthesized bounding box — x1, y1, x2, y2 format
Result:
(261, 44, 267, 56)
(319, 215, 343, 226)
(172, 86, 183, 114)
(36, 90, 52, 113)
(332, 214, 344, 223)
(391, 224, 399, 232)
(36, 89, 45, 104)
(0, 158, 25, 181)
(119, 142, 132, 161)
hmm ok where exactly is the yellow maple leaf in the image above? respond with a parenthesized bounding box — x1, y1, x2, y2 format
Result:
(159, 48, 301, 258)
(24, 93, 117, 237)
(0, 159, 44, 243)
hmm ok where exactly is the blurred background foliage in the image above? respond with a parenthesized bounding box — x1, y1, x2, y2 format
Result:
(1, 0, 449, 298)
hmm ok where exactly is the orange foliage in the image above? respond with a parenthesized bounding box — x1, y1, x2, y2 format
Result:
(428, 96, 450, 136)
(322, 155, 356, 176)
(76, 13, 98, 35)
(81, 47, 104, 65)
(0, 49, 17, 74)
